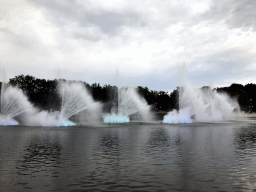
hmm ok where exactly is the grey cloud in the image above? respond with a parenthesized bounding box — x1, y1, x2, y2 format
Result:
(29, 0, 143, 37)
(0, 27, 12, 35)
(0, 27, 36, 49)
(208, 49, 253, 71)
(72, 30, 101, 42)
(186, 47, 255, 88)
(201, 0, 256, 30)
(2, 0, 255, 91)
(85, 11, 141, 34)
(12, 34, 37, 48)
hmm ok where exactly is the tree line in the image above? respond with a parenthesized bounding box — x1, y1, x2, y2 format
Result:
(215, 83, 256, 112)
(0, 74, 255, 113)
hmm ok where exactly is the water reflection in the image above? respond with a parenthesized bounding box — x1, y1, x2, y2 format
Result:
(13, 135, 61, 191)
(16, 139, 61, 176)
(100, 132, 120, 151)
(147, 128, 171, 148)
(235, 125, 256, 150)
(1, 122, 256, 191)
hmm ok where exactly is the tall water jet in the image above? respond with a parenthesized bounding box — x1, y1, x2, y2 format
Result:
(104, 87, 152, 123)
(103, 69, 151, 123)
(0, 83, 33, 125)
(59, 81, 102, 125)
(27, 81, 102, 126)
(163, 64, 239, 124)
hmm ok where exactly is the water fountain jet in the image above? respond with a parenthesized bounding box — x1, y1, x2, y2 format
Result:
(163, 64, 240, 124)
(0, 83, 33, 125)
(26, 81, 102, 126)
(103, 86, 152, 123)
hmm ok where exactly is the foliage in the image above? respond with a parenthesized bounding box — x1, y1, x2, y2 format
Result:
(216, 83, 256, 112)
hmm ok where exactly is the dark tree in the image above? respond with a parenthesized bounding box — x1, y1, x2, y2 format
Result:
(216, 83, 250, 112)
(9, 75, 60, 110)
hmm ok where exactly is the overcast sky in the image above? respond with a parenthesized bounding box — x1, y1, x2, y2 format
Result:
(1, 0, 255, 91)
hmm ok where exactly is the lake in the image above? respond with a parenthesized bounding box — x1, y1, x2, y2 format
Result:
(1, 120, 256, 191)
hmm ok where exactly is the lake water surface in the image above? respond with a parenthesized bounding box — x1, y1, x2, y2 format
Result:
(1, 120, 256, 191)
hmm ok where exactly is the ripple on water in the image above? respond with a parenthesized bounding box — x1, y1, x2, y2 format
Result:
(1, 123, 256, 191)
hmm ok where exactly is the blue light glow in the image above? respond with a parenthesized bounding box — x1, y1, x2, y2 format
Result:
(103, 114, 130, 123)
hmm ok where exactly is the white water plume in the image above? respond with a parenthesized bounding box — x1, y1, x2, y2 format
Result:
(25, 81, 102, 126)
(0, 85, 33, 125)
(104, 87, 152, 123)
(59, 82, 102, 125)
(163, 64, 240, 124)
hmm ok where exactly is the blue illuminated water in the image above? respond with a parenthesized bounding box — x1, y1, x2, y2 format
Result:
(103, 114, 129, 123)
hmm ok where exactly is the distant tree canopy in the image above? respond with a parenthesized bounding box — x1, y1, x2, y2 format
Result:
(216, 83, 256, 112)
(9, 75, 60, 110)
(2, 74, 256, 113)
